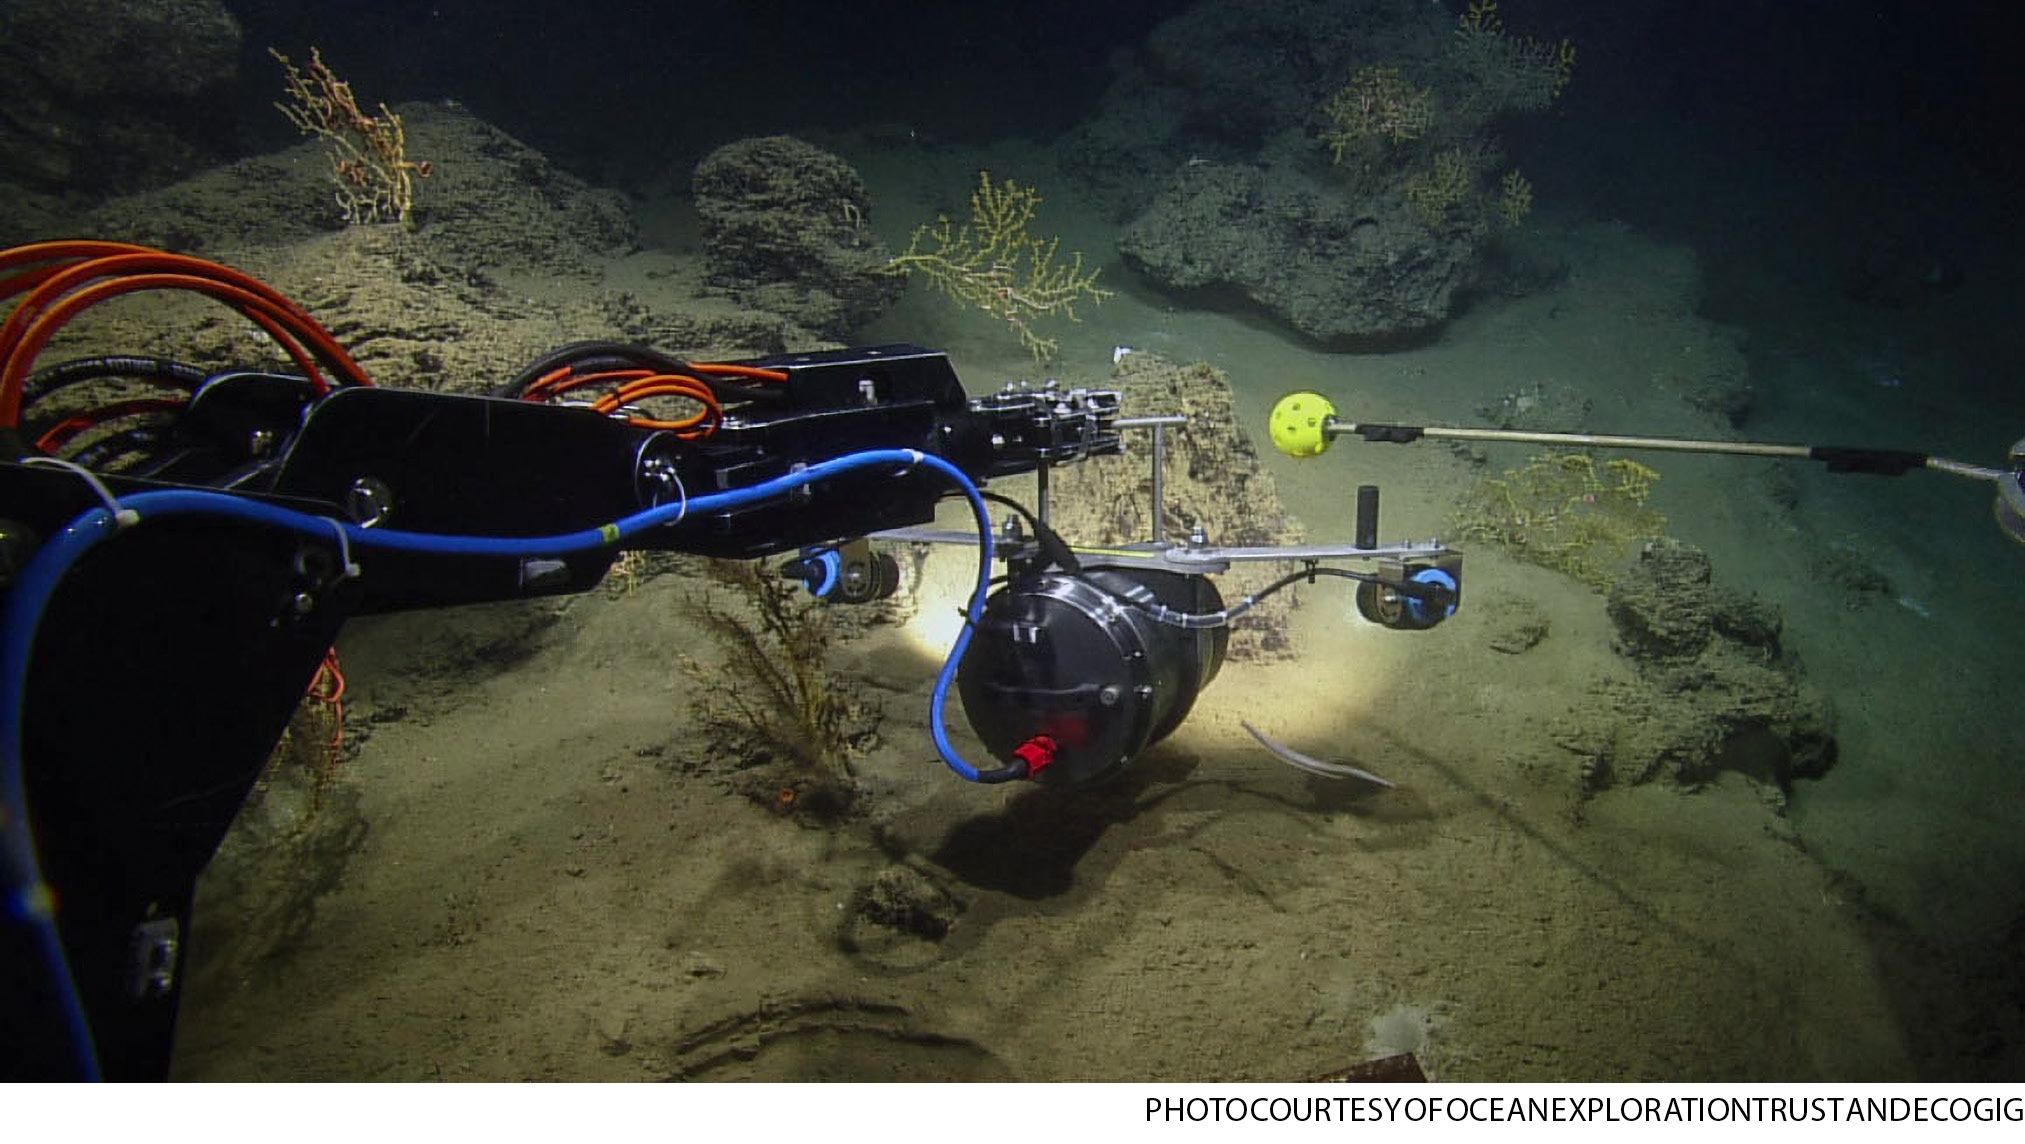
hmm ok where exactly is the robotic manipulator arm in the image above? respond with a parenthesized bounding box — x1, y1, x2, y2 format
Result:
(0, 243, 1459, 1079)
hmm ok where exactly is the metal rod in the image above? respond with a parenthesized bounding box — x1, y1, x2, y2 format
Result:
(1112, 415, 1187, 543)
(1343, 421, 1818, 459)
(1928, 456, 2007, 482)
(1148, 423, 1166, 543)
(1330, 418, 2005, 482)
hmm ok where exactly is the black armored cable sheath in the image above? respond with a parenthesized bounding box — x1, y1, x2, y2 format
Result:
(982, 491, 1081, 575)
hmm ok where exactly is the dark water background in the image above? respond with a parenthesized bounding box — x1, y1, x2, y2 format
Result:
(219, 1, 2025, 406)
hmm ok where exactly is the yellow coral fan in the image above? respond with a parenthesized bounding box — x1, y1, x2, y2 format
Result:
(1453, 453, 1666, 587)
(886, 171, 1113, 362)
(1403, 148, 1479, 227)
(1456, 0, 1505, 43)
(1450, 1, 1576, 113)
(1323, 65, 1436, 162)
(1496, 169, 1533, 227)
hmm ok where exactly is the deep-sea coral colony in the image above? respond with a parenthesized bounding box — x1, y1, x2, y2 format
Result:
(1453, 453, 1666, 589)
(1403, 149, 1478, 228)
(885, 171, 1113, 362)
(271, 47, 432, 228)
(1496, 170, 1533, 227)
(677, 560, 858, 793)
(1449, 0, 1575, 112)
(1322, 1, 1572, 229)
(1322, 65, 1436, 164)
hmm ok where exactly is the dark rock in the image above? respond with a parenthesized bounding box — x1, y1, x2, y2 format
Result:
(1810, 544, 1895, 608)
(0, 0, 241, 195)
(81, 103, 636, 276)
(1568, 542, 1836, 798)
(851, 866, 961, 942)
(1077, 0, 1573, 344)
(1486, 599, 1549, 655)
(1060, 0, 1438, 223)
(1475, 383, 1592, 433)
(1840, 230, 1964, 309)
(1119, 162, 1478, 345)
(1606, 540, 1715, 660)
(1711, 588, 1782, 656)
(692, 136, 902, 339)
(1683, 371, 1755, 428)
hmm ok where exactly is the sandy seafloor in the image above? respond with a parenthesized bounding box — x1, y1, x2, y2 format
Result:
(159, 132, 2025, 1082)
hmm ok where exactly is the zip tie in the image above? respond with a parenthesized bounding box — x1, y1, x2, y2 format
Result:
(666, 469, 688, 527)
(18, 456, 140, 528)
(322, 516, 361, 578)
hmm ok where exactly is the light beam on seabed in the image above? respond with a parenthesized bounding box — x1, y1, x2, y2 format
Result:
(899, 549, 975, 659)
(896, 498, 989, 660)
(1207, 596, 1395, 751)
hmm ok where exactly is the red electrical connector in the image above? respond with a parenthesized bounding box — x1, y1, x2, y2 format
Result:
(1011, 735, 1057, 780)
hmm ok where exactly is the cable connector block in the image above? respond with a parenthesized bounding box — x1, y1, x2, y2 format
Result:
(1011, 734, 1058, 779)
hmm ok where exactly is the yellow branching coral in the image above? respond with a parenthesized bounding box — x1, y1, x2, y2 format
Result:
(1455, 0, 1507, 44)
(1451, 1, 1575, 112)
(1322, 65, 1435, 163)
(1318, 4, 1570, 228)
(886, 171, 1113, 362)
(1403, 147, 1479, 227)
(271, 47, 432, 228)
(1453, 453, 1666, 588)
(1496, 169, 1533, 227)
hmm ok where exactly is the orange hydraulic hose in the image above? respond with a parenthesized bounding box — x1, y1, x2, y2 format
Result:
(306, 646, 347, 751)
(690, 362, 789, 383)
(1, 249, 369, 379)
(0, 243, 375, 430)
(8, 275, 330, 400)
(0, 240, 163, 290)
(524, 362, 788, 403)
(522, 365, 653, 401)
(589, 375, 722, 435)
(521, 364, 751, 437)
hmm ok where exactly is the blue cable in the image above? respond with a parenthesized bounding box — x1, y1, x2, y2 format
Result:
(1, 445, 999, 1078)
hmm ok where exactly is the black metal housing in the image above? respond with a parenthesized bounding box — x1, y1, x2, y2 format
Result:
(957, 566, 1228, 786)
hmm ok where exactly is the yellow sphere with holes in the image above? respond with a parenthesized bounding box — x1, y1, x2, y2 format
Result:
(1268, 392, 1336, 458)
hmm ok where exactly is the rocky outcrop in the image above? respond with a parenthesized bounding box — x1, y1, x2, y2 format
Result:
(1119, 160, 1478, 346)
(0, 0, 241, 194)
(1557, 540, 1837, 798)
(1075, 0, 1570, 345)
(692, 136, 902, 340)
(63, 104, 838, 396)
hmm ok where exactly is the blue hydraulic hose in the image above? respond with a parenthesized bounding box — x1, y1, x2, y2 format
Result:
(1, 446, 998, 1079)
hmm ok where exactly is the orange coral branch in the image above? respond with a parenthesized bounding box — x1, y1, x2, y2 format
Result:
(271, 47, 431, 227)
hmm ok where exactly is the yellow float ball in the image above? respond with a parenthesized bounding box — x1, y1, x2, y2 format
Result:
(1268, 391, 1336, 458)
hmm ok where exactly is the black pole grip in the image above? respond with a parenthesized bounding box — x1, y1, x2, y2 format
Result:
(1809, 446, 1929, 476)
